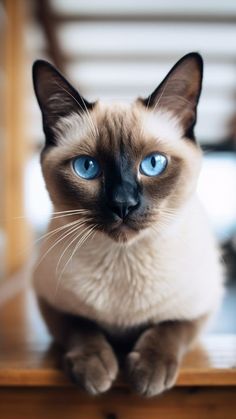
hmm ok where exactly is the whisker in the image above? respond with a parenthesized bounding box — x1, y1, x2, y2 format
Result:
(15, 218, 87, 262)
(151, 223, 168, 236)
(50, 209, 89, 215)
(33, 221, 88, 272)
(50, 213, 90, 221)
(156, 214, 176, 225)
(64, 226, 96, 271)
(155, 207, 177, 216)
(33, 219, 89, 248)
(55, 222, 90, 275)
(54, 225, 97, 298)
(158, 210, 176, 218)
(13, 208, 89, 220)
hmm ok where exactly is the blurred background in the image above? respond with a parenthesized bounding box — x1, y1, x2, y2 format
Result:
(0, 0, 236, 329)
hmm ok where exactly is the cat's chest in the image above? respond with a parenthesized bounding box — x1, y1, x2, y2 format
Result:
(34, 229, 223, 329)
(50, 245, 182, 327)
(63, 247, 159, 306)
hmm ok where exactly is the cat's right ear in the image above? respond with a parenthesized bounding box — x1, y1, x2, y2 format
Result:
(139, 53, 203, 141)
(32, 60, 94, 146)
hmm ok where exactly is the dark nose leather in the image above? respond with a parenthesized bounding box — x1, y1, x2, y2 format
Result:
(108, 183, 139, 219)
(110, 198, 138, 219)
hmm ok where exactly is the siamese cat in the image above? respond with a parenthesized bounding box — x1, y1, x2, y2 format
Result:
(32, 53, 224, 397)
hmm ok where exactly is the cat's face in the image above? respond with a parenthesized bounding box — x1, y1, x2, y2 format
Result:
(33, 53, 203, 242)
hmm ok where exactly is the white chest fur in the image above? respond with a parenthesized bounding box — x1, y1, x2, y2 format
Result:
(34, 199, 224, 331)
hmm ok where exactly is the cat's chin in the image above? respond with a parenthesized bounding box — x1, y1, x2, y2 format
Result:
(106, 223, 140, 243)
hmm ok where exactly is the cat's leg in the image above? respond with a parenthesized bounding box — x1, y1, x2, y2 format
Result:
(126, 316, 207, 397)
(38, 297, 119, 394)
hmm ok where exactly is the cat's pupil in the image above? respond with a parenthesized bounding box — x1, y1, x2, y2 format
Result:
(151, 156, 156, 168)
(84, 159, 92, 171)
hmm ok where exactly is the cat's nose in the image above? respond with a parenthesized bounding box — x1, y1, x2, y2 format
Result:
(108, 184, 140, 219)
(110, 197, 139, 219)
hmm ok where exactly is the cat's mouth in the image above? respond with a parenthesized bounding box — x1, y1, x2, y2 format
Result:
(93, 209, 152, 242)
(105, 217, 144, 242)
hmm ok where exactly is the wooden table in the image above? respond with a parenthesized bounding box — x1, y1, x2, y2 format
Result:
(1, 285, 236, 419)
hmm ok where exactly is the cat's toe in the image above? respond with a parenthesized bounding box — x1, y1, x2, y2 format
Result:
(64, 347, 118, 395)
(126, 351, 179, 397)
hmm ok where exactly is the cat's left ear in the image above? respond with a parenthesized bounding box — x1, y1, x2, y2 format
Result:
(140, 52, 203, 140)
(32, 60, 95, 146)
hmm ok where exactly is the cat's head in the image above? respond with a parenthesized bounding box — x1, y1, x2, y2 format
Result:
(33, 53, 203, 242)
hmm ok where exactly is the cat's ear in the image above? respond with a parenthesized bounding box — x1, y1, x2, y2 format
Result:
(32, 60, 94, 145)
(140, 53, 203, 140)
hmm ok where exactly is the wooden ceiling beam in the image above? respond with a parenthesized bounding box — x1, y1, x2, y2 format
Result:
(53, 14, 236, 24)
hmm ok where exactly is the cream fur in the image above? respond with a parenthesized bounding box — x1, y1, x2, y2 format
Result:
(54, 105, 183, 149)
(141, 109, 184, 143)
(34, 195, 224, 332)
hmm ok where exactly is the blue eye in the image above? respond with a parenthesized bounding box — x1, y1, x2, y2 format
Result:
(140, 153, 167, 177)
(72, 156, 101, 180)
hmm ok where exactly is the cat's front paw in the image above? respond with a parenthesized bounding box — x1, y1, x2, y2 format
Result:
(126, 350, 179, 397)
(64, 345, 118, 395)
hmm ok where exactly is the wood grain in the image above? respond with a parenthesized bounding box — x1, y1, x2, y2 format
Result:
(0, 287, 236, 388)
(0, 387, 236, 419)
